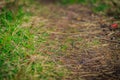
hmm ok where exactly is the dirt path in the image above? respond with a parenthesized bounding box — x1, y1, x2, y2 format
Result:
(23, 3, 116, 80)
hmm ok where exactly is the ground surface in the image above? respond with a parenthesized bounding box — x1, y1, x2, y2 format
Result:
(22, 2, 114, 80)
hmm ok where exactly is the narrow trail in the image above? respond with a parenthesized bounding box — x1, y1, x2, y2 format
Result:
(23, 3, 114, 80)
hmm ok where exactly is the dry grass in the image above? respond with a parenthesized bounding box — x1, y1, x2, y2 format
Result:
(1, 1, 120, 80)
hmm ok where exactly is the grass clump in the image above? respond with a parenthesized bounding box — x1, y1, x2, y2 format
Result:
(0, 7, 34, 80)
(0, 6, 67, 80)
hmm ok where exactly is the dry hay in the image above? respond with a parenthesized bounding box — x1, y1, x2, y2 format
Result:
(108, 32, 120, 76)
(79, 32, 120, 80)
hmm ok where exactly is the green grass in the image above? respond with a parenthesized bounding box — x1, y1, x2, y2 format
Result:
(0, 7, 33, 80)
(60, 0, 109, 13)
(60, 0, 86, 4)
(0, 6, 67, 80)
(60, 0, 120, 15)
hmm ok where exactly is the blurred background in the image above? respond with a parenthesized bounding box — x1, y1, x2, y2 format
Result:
(0, 0, 120, 17)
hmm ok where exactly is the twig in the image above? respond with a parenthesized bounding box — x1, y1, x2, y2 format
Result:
(101, 38, 120, 43)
